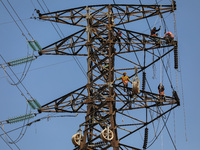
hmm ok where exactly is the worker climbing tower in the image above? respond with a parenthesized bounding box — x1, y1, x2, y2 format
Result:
(36, 1, 179, 149)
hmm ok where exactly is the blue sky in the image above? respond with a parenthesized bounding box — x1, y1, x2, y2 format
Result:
(0, 0, 199, 150)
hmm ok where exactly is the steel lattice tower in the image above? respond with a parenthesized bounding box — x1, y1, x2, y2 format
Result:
(37, 2, 179, 150)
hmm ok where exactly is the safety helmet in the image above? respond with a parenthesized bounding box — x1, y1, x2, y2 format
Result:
(123, 72, 127, 75)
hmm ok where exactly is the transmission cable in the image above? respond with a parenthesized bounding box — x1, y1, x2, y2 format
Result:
(0, 58, 81, 79)
(1, 54, 33, 143)
(0, 114, 78, 137)
(0, 0, 29, 40)
(113, 0, 162, 142)
(138, 0, 151, 31)
(41, 0, 65, 37)
(7, 0, 34, 40)
(146, 106, 172, 149)
(171, 0, 188, 141)
(0, 54, 34, 100)
(156, 49, 174, 90)
(0, 126, 21, 150)
(161, 113, 177, 150)
(113, 0, 160, 136)
(112, 2, 142, 75)
(0, 133, 14, 150)
(36, 0, 63, 38)
(9, 44, 34, 86)
(1, 0, 37, 85)
(0, 18, 31, 25)
(36, 0, 87, 78)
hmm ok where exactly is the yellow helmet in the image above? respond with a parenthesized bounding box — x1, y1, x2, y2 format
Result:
(123, 72, 127, 75)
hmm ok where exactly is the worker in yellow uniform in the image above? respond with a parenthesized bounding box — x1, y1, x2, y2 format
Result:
(115, 72, 132, 91)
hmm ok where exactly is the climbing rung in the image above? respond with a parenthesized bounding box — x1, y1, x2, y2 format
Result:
(28, 41, 42, 51)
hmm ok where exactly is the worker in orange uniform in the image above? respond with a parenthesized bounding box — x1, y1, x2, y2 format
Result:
(117, 31, 122, 37)
(158, 83, 165, 101)
(115, 72, 132, 91)
(163, 32, 174, 43)
(151, 26, 161, 37)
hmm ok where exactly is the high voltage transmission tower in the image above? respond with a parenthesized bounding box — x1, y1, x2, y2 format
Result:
(35, 2, 179, 150)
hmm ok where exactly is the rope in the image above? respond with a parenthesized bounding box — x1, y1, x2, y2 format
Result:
(172, 0, 178, 41)
(172, 0, 188, 141)
(156, 49, 174, 90)
(138, 0, 152, 31)
(180, 70, 188, 142)
(173, 109, 176, 144)
(161, 120, 163, 150)
(153, 15, 160, 28)
(177, 46, 188, 141)
(160, 51, 162, 84)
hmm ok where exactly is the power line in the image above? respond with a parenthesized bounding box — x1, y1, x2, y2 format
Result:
(0, 0, 29, 40)
(0, 126, 21, 150)
(0, 54, 33, 143)
(146, 107, 172, 149)
(0, 58, 80, 79)
(0, 54, 34, 100)
(0, 114, 78, 137)
(0, 18, 31, 26)
(7, 0, 34, 40)
(157, 48, 174, 90)
(161, 112, 178, 150)
(112, 1, 142, 72)
(36, 0, 87, 78)
(10, 45, 33, 86)
(138, 0, 152, 31)
(36, 0, 63, 38)
(1, 0, 36, 84)
(0, 134, 14, 150)
(41, 0, 65, 37)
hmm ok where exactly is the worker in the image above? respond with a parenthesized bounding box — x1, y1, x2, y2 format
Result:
(151, 26, 161, 37)
(158, 83, 165, 101)
(117, 31, 122, 38)
(163, 32, 174, 43)
(115, 72, 132, 89)
(114, 30, 122, 50)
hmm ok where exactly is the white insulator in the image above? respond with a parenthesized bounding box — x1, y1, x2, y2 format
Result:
(72, 133, 83, 146)
(132, 77, 140, 94)
(100, 128, 114, 142)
